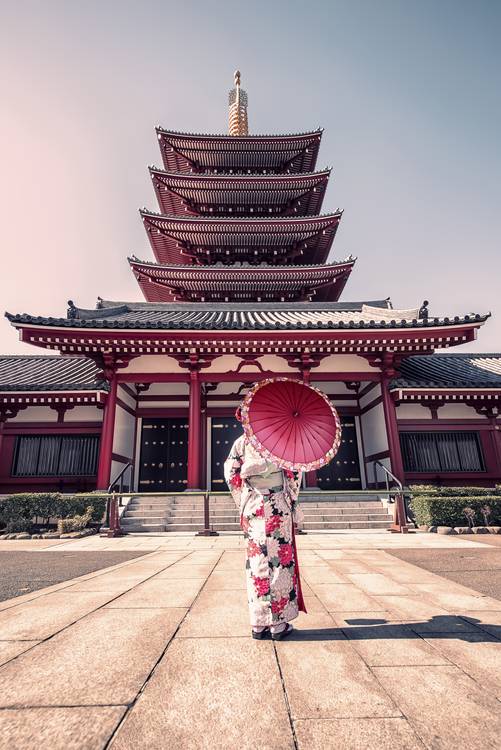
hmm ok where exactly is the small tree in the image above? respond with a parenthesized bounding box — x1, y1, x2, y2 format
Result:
(481, 505, 492, 527)
(463, 506, 476, 528)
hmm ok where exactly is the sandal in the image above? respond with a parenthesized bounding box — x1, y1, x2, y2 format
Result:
(271, 623, 294, 641)
(251, 628, 270, 640)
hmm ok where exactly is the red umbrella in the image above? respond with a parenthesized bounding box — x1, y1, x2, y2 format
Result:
(240, 378, 342, 472)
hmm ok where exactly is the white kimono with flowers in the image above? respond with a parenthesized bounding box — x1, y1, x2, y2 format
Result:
(224, 434, 305, 627)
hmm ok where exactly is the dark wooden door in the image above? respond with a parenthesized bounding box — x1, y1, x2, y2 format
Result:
(316, 417, 362, 490)
(210, 417, 242, 491)
(139, 418, 188, 492)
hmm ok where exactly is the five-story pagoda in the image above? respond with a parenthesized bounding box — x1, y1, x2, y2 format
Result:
(131, 71, 353, 304)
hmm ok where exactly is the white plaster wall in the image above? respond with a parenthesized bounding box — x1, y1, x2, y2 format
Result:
(396, 404, 431, 420)
(10, 406, 58, 422)
(359, 384, 381, 410)
(124, 355, 182, 373)
(117, 385, 137, 409)
(312, 381, 352, 395)
(360, 401, 388, 457)
(140, 383, 189, 396)
(315, 355, 378, 373)
(64, 406, 103, 422)
(112, 404, 135, 461)
(437, 403, 482, 419)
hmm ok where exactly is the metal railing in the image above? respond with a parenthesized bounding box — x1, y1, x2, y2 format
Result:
(196, 492, 219, 537)
(102, 462, 132, 537)
(374, 460, 409, 533)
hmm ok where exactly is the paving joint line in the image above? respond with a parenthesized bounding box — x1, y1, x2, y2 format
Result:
(0, 550, 194, 670)
(102, 549, 224, 749)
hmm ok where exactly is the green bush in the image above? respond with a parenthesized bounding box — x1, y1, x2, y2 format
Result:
(4, 517, 33, 534)
(0, 493, 107, 530)
(411, 495, 501, 527)
(409, 485, 500, 498)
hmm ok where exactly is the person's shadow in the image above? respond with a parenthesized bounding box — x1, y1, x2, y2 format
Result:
(290, 615, 501, 642)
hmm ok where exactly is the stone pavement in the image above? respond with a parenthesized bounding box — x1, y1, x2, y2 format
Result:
(0, 532, 501, 749)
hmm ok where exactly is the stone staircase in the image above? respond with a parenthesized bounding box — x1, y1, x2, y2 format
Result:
(298, 492, 393, 531)
(120, 491, 393, 533)
(120, 493, 239, 533)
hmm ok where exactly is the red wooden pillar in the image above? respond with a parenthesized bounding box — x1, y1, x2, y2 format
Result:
(187, 368, 202, 490)
(380, 374, 405, 483)
(300, 360, 319, 489)
(96, 373, 118, 490)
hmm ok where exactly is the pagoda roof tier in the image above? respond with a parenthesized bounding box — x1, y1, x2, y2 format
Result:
(156, 128, 322, 174)
(129, 258, 355, 303)
(140, 210, 343, 266)
(150, 168, 330, 217)
(391, 353, 501, 390)
(6, 303, 488, 357)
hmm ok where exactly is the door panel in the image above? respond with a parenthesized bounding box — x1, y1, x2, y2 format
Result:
(139, 418, 188, 492)
(211, 417, 242, 491)
(316, 417, 362, 490)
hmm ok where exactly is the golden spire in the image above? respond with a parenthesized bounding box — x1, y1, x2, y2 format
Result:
(228, 70, 249, 136)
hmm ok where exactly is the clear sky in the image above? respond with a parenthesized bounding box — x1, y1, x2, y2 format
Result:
(1, 0, 499, 354)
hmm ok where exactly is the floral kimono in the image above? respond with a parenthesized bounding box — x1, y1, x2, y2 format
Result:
(224, 434, 307, 628)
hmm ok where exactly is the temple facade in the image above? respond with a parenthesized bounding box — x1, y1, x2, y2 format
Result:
(1, 73, 500, 497)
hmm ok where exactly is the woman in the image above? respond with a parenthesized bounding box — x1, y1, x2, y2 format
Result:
(224, 408, 306, 640)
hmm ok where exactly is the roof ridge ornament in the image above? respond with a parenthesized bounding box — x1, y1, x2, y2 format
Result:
(229, 70, 249, 136)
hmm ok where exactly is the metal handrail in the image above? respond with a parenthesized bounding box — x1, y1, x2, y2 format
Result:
(107, 462, 132, 495)
(374, 460, 409, 533)
(375, 460, 403, 496)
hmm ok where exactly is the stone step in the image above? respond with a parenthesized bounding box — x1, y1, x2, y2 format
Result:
(167, 515, 239, 524)
(302, 520, 392, 530)
(300, 505, 388, 518)
(302, 513, 392, 523)
(121, 516, 168, 525)
(296, 502, 384, 508)
(125, 510, 171, 517)
(122, 523, 167, 532)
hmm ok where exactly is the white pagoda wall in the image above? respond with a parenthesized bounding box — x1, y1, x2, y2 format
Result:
(110, 385, 136, 490)
(359, 384, 390, 487)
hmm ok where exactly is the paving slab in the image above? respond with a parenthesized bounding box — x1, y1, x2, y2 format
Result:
(0, 706, 126, 750)
(311, 583, 381, 612)
(106, 578, 205, 608)
(346, 573, 412, 596)
(110, 638, 293, 750)
(301, 566, 348, 584)
(0, 607, 185, 707)
(155, 563, 216, 579)
(276, 638, 400, 719)
(204, 569, 246, 589)
(0, 590, 114, 640)
(374, 665, 501, 750)
(422, 632, 501, 697)
(342, 623, 450, 667)
(459, 610, 501, 638)
(177, 588, 250, 637)
(294, 717, 425, 750)
(407, 582, 501, 612)
(0, 640, 39, 667)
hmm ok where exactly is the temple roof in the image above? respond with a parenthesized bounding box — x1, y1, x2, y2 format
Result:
(156, 128, 323, 173)
(140, 210, 343, 266)
(391, 354, 501, 390)
(129, 258, 355, 303)
(5, 301, 488, 333)
(149, 168, 330, 217)
(0, 356, 106, 392)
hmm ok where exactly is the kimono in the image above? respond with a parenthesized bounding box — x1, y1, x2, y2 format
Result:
(224, 434, 306, 628)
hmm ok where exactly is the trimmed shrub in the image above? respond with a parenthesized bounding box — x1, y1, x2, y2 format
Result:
(0, 493, 107, 530)
(4, 517, 33, 534)
(411, 495, 501, 528)
(409, 485, 500, 498)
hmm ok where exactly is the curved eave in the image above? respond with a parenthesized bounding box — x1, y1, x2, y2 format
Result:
(149, 168, 331, 217)
(5, 316, 489, 358)
(129, 259, 354, 303)
(140, 210, 343, 266)
(156, 128, 323, 174)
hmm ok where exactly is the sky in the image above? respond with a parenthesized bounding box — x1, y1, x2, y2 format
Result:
(0, 0, 499, 354)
